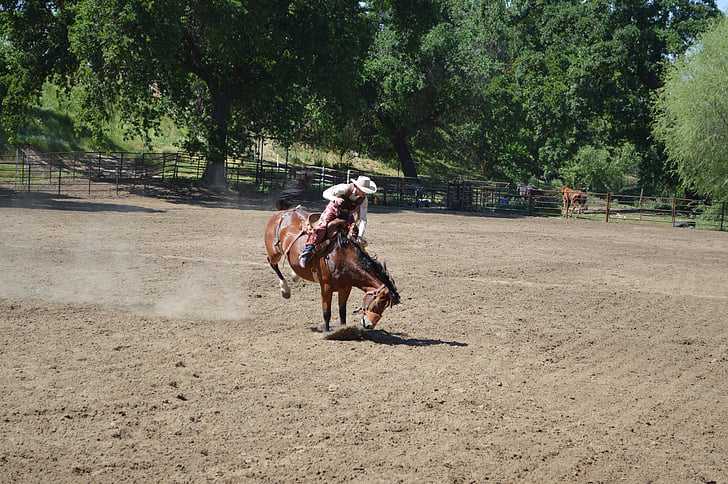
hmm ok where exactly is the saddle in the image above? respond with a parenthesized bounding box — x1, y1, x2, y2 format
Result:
(303, 212, 322, 233)
(305, 213, 349, 254)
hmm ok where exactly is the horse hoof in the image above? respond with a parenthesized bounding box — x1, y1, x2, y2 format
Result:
(279, 281, 291, 299)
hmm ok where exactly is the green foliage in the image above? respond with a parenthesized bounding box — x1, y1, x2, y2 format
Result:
(0, 1, 76, 146)
(357, 0, 515, 178)
(696, 201, 727, 227)
(3, 0, 369, 187)
(561, 143, 640, 193)
(510, 0, 721, 190)
(654, 17, 728, 201)
(1, 0, 724, 190)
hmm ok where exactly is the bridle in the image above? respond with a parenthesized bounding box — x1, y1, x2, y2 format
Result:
(360, 285, 395, 329)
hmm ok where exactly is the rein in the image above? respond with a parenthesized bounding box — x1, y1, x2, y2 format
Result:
(283, 230, 306, 258)
(365, 285, 391, 305)
(363, 284, 394, 312)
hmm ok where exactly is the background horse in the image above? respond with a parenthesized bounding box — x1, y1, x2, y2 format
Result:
(264, 207, 400, 332)
(561, 187, 588, 218)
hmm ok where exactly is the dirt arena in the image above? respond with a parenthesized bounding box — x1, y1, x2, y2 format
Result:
(1, 193, 727, 483)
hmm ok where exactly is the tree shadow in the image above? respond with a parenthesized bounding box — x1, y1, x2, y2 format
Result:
(0, 191, 164, 213)
(128, 183, 280, 211)
(120, 179, 536, 220)
(18, 107, 126, 153)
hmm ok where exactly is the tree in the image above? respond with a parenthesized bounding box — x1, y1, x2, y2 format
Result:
(560, 143, 639, 193)
(64, 0, 369, 188)
(359, 0, 511, 178)
(654, 17, 728, 201)
(509, 0, 721, 190)
(0, 1, 76, 146)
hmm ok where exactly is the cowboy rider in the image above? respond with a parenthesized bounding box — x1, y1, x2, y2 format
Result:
(298, 175, 377, 268)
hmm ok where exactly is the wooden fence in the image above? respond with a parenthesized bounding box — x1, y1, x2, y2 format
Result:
(0, 149, 725, 232)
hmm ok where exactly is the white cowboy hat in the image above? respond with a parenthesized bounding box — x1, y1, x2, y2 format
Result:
(352, 175, 377, 194)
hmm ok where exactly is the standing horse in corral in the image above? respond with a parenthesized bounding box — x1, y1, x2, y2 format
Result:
(561, 187, 588, 218)
(264, 207, 400, 332)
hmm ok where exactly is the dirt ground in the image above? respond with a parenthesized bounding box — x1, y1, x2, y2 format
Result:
(1, 193, 727, 483)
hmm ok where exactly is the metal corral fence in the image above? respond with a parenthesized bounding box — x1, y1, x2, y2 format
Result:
(1, 149, 725, 232)
(569, 191, 726, 231)
(1, 150, 184, 196)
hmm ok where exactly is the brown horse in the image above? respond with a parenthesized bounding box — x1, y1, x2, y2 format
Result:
(264, 207, 400, 332)
(561, 186, 588, 218)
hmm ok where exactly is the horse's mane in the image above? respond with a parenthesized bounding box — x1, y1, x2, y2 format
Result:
(339, 234, 400, 305)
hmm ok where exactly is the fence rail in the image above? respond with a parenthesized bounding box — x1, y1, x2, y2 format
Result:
(1, 149, 725, 232)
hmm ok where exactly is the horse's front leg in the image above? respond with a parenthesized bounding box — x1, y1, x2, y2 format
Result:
(338, 286, 352, 326)
(320, 283, 333, 332)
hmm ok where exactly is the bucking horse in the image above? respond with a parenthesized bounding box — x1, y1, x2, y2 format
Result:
(264, 206, 400, 332)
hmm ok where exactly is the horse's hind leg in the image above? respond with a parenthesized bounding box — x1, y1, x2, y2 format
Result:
(287, 259, 300, 282)
(267, 256, 291, 299)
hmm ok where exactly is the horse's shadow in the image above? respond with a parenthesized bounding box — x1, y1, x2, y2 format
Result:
(318, 326, 467, 347)
(364, 330, 467, 347)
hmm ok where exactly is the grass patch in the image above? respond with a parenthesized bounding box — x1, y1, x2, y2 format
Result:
(13, 83, 185, 154)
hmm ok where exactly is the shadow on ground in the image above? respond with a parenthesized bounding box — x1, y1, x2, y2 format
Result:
(0, 190, 164, 213)
(364, 330, 468, 347)
(317, 325, 467, 347)
(2, 181, 546, 220)
(130, 182, 537, 220)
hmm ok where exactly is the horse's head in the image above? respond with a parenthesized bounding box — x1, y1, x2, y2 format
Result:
(345, 244, 400, 329)
(360, 283, 400, 329)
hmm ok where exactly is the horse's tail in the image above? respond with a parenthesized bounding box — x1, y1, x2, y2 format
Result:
(275, 187, 306, 211)
(275, 198, 292, 210)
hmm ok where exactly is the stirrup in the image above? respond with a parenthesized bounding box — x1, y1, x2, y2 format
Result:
(299, 249, 314, 268)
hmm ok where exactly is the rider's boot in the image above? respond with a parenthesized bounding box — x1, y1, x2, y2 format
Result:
(299, 244, 316, 268)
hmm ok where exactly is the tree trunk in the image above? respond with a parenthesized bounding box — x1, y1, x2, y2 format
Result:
(390, 129, 417, 178)
(202, 90, 231, 191)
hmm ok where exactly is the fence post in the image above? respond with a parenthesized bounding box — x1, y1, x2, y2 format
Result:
(88, 155, 92, 196)
(284, 146, 289, 177)
(57, 164, 62, 196)
(161, 153, 166, 182)
(117, 153, 123, 195)
(605, 192, 612, 223)
(20, 150, 25, 188)
(347, 169, 351, 183)
(196, 156, 201, 180)
(720, 201, 725, 232)
(671, 196, 677, 227)
(27, 155, 31, 192)
(528, 191, 533, 216)
(638, 188, 644, 221)
(14, 148, 20, 188)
